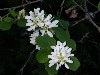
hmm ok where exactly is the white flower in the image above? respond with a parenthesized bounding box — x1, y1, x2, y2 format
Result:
(18, 9, 25, 19)
(30, 30, 39, 45)
(40, 14, 59, 37)
(25, 8, 45, 31)
(48, 41, 74, 70)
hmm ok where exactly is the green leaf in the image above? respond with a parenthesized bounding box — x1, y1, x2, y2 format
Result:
(67, 39, 76, 51)
(65, 0, 73, 7)
(45, 62, 57, 75)
(68, 57, 80, 71)
(36, 35, 56, 49)
(53, 27, 70, 42)
(59, 19, 70, 29)
(3, 17, 13, 22)
(98, 2, 100, 10)
(36, 49, 51, 63)
(17, 19, 27, 27)
(9, 9, 17, 17)
(0, 21, 13, 30)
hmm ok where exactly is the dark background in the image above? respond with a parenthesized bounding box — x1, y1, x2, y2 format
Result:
(0, 0, 100, 75)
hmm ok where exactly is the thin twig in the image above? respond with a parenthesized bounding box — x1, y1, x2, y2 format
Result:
(0, 0, 41, 11)
(20, 49, 36, 75)
(88, 18, 100, 32)
(71, 18, 85, 27)
(72, 0, 86, 13)
(84, 0, 88, 12)
(71, 0, 100, 32)
(87, 0, 98, 8)
(93, 10, 100, 14)
(60, 0, 65, 17)
(78, 32, 89, 43)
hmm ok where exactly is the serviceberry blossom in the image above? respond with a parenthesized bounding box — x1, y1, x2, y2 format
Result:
(25, 8, 45, 31)
(40, 14, 59, 37)
(48, 41, 74, 70)
(18, 9, 25, 19)
(30, 30, 40, 50)
(25, 8, 59, 37)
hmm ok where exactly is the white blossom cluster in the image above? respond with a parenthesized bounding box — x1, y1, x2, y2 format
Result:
(18, 9, 25, 19)
(48, 41, 74, 70)
(25, 8, 59, 50)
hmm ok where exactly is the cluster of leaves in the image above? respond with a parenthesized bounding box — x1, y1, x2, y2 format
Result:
(0, 9, 26, 30)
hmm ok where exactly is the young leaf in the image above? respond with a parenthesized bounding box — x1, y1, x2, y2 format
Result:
(0, 21, 13, 30)
(98, 2, 100, 10)
(17, 19, 27, 27)
(59, 19, 70, 29)
(67, 57, 80, 71)
(9, 9, 17, 17)
(67, 39, 76, 51)
(53, 27, 70, 42)
(36, 49, 51, 63)
(36, 35, 56, 49)
(45, 62, 58, 75)
(3, 17, 13, 22)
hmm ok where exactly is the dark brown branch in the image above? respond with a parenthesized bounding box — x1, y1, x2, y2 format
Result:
(60, 0, 66, 17)
(71, 0, 100, 32)
(87, 0, 98, 8)
(20, 49, 36, 75)
(0, 0, 41, 11)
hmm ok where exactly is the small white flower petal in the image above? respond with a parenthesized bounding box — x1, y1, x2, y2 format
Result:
(56, 63, 59, 70)
(26, 23, 33, 26)
(36, 45, 40, 50)
(25, 16, 32, 19)
(65, 63, 69, 69)
(47, 31, 53, 37)
(40, 30, 45, 36)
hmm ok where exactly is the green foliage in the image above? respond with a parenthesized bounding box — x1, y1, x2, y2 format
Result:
(98, 2, 100, 10)
(68, 57, 80, 71)
(67, 39, 76, 51)
(58, 19, 70, 29)
(9, 9, 17, 17)
(65, 0, 84, 8)
(53, 27, 70, 42)
(36, 49, 52, 63)
(36, 35, 56, 49)
(45, 62, 58, 75)
(0, 21, 13, 30)
(17, 18, 27, 27)
(3, 17, 13, 22)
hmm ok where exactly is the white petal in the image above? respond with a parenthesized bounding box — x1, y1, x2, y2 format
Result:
(56, 63, 59, 70)
(57, 41, 61, 46)
(40, 30, 45, 36)
(47, 31, 53, 37)
(36, 45, 40, 50)
(67, 60, 73, 63)
(52, 20, 59, 24)
(27, 19, 32, 23)
(25, 16, 32, 19)
(49, 62, 54, 67)
(67, 48, 72, 53)
(50, 46, 55, 49)
(45, 14, 52, 21)
(63, 41, 66, 46)
(29, 11, 33, 16)
(27, 27, 32, 31)
(65, 63, 69, 69)
(38, 23, 44, 27)
(26, 23, 33, 26)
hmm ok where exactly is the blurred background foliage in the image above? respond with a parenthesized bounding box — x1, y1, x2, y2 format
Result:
(0, 0, 100, 75)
